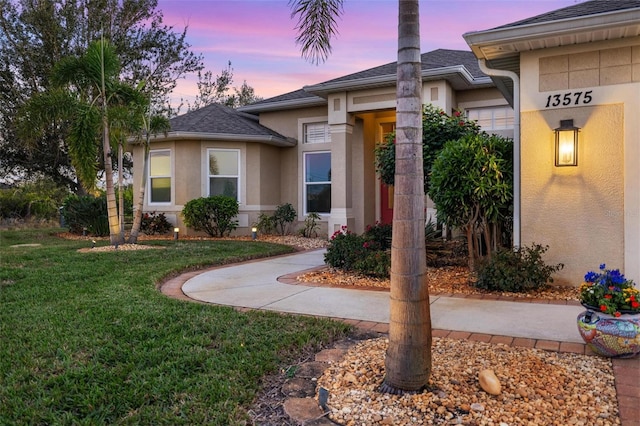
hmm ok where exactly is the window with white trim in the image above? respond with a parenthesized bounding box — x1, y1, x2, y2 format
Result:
(304, 122, 330, 144)
(304, 152, 331, 214)
(208, 149, 239, 200)
(148, 150, 171, 204)
(467, 106, 514, 130)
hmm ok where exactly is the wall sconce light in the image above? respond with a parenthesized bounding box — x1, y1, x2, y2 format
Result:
(173, 227, 179, 240)
(554, 119, 579, 167)
(251, 227, 258, 240)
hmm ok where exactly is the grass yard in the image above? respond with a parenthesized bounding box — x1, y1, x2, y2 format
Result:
(0, 229, 350, 425)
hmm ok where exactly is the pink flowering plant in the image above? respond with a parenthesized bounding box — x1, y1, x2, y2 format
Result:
(580, 264, 640, 317)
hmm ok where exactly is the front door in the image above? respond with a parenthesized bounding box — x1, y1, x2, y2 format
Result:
(380, 183, 394, 225)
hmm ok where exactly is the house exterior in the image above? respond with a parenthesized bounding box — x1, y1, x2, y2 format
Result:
(464, 0, 640, 285)
(130, 49, 511, 238)
(130, 0, 640, 286)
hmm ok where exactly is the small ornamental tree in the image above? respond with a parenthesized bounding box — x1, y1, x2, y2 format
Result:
(428, 133, 513, 270)
(182, 195, 239, 237)
(375, 104, 481, 192)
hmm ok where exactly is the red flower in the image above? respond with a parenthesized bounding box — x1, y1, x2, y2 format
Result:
(604, 294, 612, 299)
(600, 305, 607, 312)
(632, 301, 640, 309)
(614, 312, 621, 317)
(459, 121, 465, 126)
(453, 111, 461, 117)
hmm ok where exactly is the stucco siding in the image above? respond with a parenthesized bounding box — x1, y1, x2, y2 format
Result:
(520, 104, 624, 286)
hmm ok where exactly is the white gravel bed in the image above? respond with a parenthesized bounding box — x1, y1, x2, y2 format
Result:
(318, 337, 619, 426)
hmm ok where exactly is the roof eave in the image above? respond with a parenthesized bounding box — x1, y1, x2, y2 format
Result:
(238, 96, 326, 113)
(145, 132, 297, 147)
(304, 66, 493, 97)
(464, 8, 640, 60)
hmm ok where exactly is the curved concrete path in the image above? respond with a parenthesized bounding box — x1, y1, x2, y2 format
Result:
(182, 249, 585, 344)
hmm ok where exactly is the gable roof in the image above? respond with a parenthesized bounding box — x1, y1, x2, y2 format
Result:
(153, 103, 296, 147)
(240, 49, 492, 113)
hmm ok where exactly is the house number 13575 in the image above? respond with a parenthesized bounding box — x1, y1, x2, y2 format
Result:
(545, 90, 593, 108)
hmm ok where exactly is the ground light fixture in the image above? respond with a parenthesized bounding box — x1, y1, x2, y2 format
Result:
(173, 227, 179, 240)
(554, 119, 579, 167)
(252, 227, 258, 240)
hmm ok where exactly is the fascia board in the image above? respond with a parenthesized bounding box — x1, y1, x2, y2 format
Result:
(464, 9, 640, 59)
(146, 132, 297, 147)
(238, 96, 326, 113)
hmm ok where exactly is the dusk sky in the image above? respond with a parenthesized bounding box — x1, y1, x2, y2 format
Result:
(156, 0, 584, 105)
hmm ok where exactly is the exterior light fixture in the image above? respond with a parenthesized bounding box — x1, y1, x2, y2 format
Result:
(173, 227, 179, 240)
(251, 227, 258, 240)
(554, 119, 579, 167)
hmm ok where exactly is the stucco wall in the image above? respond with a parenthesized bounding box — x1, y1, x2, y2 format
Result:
(519, 36, 640, 285)
(521, 104, 624, 286)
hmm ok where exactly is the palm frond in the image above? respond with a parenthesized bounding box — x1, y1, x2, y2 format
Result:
(289, 0, 344, 65)
(68, 104, 101, 190)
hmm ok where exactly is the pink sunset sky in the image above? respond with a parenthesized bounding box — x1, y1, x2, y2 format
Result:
(157, 0, 584, 105)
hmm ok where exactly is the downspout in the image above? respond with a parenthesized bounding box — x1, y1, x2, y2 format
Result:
(477, 59, 521, 248)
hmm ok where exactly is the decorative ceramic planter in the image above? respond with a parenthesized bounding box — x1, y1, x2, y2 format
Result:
(577, 308, 640, 358)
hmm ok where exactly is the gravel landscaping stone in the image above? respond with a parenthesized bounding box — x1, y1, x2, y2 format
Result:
(317, 337, 619, 426)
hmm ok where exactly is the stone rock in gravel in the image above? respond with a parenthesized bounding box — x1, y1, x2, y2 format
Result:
(478, 369, 502, 395)
(470, 403, 485, 412)
(296, 362, 328, 379)
(281, 377, 317, 398)
(343, 372, 358, 384)
(315, 348, 347, 363)
(283, 397, 323, 422)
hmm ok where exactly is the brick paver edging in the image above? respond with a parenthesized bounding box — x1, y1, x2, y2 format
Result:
(158, 263, 640, 426)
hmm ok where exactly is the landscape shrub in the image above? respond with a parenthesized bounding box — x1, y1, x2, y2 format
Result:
(324, 227, 366, 271)
(254, 212, 275, 235)
(0, 178, 68, 221)
(474, 244, 564, 292)
(298, 212, 321, 238)
(362, 222, 392, 250)
(182, 195, 239, 237)
(62, 194, 109, 236)
(272, 203, 296, 235)
(140, 211, 172, 235)
(325, 225, 391, 277)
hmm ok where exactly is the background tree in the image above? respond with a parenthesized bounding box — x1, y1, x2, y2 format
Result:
(180, 61, 263, 112)
(290, 0, 431, 393)
(0, 0, 202, 192)
(429, 133, 513, 269)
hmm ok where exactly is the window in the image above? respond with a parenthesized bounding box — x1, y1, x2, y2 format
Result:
(467, 107, 514, 130)
(304, 122, 330, 144)
(304, 152, 331, 214)
(149, 150, 171, 203)
(208, 149, 239, 200)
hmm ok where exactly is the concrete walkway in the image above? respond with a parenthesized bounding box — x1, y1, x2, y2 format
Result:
(182, 249, 585, 344)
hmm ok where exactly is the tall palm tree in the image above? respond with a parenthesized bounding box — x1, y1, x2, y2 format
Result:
(128, 102, 170, 244)
(51, 38, 140, 245)
(290, 0, 431, 393)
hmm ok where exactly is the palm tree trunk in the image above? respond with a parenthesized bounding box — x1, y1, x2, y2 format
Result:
(104, 123, 122, 245)
(100, 39, 121, 245)
(381, 0, 432, 394)
(118, 142, 125, 242)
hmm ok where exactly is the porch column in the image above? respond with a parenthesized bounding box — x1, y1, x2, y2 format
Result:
(328, 122, 355, 236)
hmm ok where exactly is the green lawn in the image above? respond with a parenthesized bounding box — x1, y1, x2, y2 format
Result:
(0, 229, 350, 425)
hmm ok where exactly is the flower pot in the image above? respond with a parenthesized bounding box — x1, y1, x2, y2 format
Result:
(577, 309, 640, 358)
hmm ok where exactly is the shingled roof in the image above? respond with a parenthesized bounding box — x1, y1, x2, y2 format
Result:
(158, 103, 295, 147)
(491, 0, 640, 30)
(240, 49, 491, 113)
